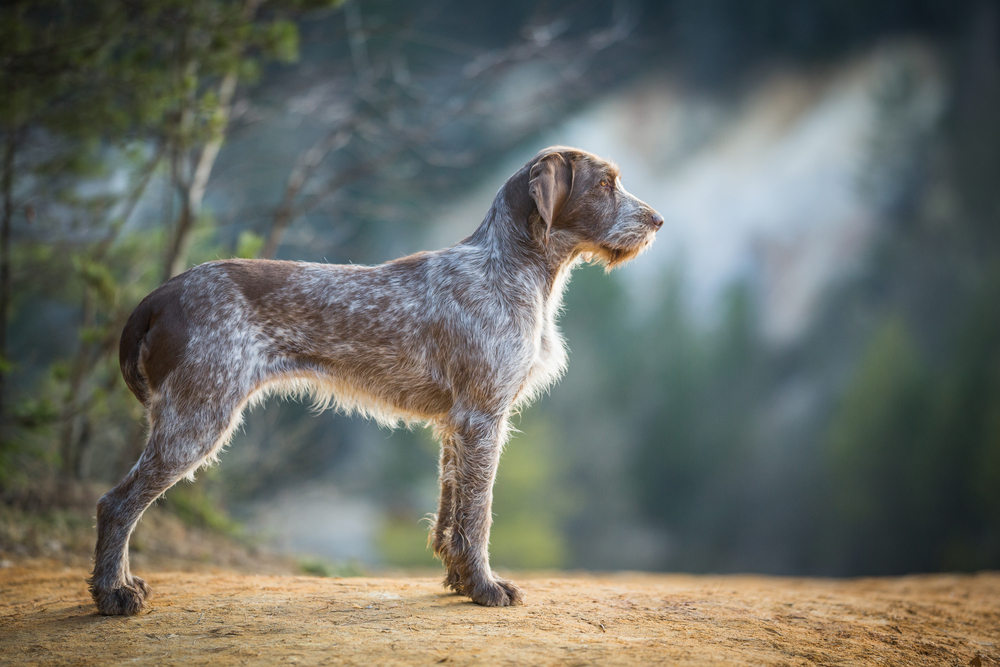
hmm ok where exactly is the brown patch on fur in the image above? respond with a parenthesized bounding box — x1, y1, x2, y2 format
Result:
(120, 276, 190, 407)
(222, 259, 300, 305)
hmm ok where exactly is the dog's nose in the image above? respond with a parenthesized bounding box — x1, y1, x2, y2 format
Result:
(648, 210, 664, 230)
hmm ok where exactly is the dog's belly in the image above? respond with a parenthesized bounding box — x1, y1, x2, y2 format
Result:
(262, 332, 454, 423)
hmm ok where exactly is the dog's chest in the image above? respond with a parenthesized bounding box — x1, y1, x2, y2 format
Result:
(515, 287, 569, 406)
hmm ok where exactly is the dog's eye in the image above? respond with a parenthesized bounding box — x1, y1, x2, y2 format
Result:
(599, 179, 611, 189)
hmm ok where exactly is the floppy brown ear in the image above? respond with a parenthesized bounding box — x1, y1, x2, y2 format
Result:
(529, 152, 575, 242)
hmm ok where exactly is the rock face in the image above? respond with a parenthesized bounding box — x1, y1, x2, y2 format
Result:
(433, 41, 945, 343)
(2, 565, 997, 666)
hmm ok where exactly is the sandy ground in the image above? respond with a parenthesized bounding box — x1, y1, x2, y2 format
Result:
(1, 564, 997, 666)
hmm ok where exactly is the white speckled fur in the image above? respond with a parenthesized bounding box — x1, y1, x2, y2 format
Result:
(88, 146, 662, 615)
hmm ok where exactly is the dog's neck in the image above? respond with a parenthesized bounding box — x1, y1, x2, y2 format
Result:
(466, 166, 581, 293)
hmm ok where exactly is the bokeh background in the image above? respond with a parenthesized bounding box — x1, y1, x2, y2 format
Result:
(2, 0, 999, 577)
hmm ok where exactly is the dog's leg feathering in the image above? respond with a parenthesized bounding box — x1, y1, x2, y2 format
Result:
(432, 430, 464, 592)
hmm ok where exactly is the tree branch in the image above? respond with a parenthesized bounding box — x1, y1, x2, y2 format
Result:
(163, 71, 238, 280)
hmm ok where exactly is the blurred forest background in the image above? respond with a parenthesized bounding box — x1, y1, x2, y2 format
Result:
(1, 0, 999, 578)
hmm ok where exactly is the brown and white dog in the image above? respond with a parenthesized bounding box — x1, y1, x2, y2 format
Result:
(90, 146, 663, 615)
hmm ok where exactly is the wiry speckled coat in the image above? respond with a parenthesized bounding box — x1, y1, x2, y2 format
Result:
(89, 147, 663, 615)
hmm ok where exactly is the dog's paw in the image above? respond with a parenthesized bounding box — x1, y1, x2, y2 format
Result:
(443, 566, 464, 594)
(91, 576, 151, 616)
(466, 575, 524, 607)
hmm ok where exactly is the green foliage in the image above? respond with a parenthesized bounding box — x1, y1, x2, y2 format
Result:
(0, 504, 96, 556)
(73, 257, 118, 307)
(827, 317, 929, 520)
(376, 516, 438, 567)
(820, 286, 1000, 573)
(235, 230, 266, 260)
(0, 0, 323, 502)
(489, 417, 570, 569)
(631, 276, 762, 532)
(258, 20, 301, 65)
(162, 481, 244, 540)
(0, 439, 31, 488)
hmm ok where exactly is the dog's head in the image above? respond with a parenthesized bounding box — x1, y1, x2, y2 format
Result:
(527, 147, 662, 268)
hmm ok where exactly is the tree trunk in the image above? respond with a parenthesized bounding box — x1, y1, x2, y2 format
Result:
(163, 72, 238, 281)
(0, 120, 15, 420)
(58, 290, 94, 483)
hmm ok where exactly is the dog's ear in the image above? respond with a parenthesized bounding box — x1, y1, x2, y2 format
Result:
(529, 152, 574, 243)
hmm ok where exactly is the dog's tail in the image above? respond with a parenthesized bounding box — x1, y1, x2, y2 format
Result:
(119, 297, 153, 408)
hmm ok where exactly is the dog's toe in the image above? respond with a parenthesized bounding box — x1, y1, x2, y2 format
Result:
(466, 575, 523, 607)
(494, 577, 524, 605)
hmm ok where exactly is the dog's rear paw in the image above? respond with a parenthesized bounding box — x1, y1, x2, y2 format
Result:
(467, 576, 524, 607)
(91, 576, 151, 616)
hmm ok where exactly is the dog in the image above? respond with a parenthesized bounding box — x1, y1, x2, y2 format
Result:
(89, 146, 663, 615)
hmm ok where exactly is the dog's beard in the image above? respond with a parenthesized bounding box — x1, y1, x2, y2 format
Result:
(591, 236, 653, 269)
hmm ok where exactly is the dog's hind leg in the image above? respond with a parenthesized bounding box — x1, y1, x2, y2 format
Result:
(447, 409, 523, 607)
(88, 396, 240, 615)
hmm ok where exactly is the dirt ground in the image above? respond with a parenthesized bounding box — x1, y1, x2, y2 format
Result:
(1, 564, 997, 666)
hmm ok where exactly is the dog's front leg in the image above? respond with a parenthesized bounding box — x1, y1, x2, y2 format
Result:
(446, 409, 523, 606)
